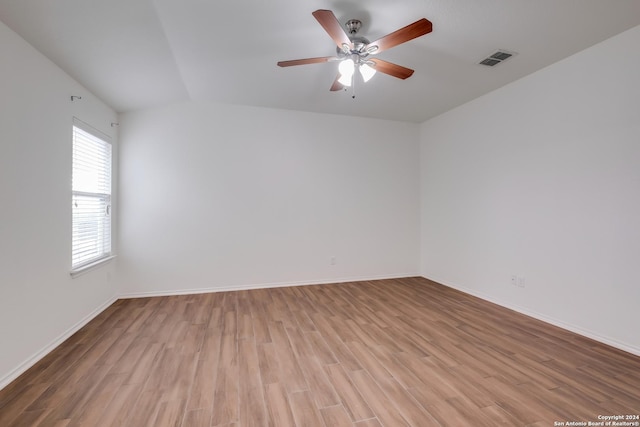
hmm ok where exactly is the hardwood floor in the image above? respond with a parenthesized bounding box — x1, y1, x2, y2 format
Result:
(1, 277, 639, 426)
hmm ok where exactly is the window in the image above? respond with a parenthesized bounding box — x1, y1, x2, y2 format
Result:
(71, 119, 112, 271)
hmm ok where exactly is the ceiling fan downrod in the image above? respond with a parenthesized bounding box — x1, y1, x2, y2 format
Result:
(345, 19, 362, 35)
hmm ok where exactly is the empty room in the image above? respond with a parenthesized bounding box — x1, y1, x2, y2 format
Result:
(1, 1, 639, 426)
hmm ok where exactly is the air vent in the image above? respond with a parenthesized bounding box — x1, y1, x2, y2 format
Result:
(479, 58, 501, 67)
(479, 50, 517, 67)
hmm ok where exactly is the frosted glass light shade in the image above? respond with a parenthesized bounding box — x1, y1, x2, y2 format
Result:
(338, 58, 355, 87)
(338, 58, 355, 76)
(338, 73, 352, 86)
(360, 63, 376, 82)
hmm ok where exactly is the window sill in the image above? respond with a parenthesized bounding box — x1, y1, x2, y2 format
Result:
(70, 255, 116, 278)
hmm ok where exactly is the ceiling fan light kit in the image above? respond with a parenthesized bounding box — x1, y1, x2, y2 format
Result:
(277, 9, 433, 94)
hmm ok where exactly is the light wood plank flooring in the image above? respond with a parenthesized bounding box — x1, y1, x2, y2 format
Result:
(1, 277, 639, 426)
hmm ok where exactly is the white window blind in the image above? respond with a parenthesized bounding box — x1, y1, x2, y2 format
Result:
(72, 119, 112, 270)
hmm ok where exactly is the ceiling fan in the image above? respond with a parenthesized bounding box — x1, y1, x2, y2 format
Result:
(277, 9, 433, 92)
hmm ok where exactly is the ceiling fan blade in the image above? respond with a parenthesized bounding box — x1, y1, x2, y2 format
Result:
(277, 56, 337, 67)
(330, 74, 345, 91)
(369, 58, 414, 79)
(312, 9, 352, 49)
(365, 18, 432, 54)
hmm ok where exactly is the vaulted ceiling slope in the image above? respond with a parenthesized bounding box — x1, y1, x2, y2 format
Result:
(1, 1, 639, 123)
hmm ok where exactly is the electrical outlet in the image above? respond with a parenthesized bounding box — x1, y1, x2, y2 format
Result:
(511, 275, 525, 287)
(330, 256, 336, 266)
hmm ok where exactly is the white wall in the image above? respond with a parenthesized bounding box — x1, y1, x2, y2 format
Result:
(117, 102, 420, 296)
(420, 26, 640, 354)
(0, 21, 119, 388)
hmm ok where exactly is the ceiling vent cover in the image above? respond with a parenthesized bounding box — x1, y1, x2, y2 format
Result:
(479, 50, 517, 67)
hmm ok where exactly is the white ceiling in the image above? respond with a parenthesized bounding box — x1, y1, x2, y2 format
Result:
(1, 0, 639, 123)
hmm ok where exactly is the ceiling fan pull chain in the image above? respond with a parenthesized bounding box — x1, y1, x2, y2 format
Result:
(352, 75, 356, 99)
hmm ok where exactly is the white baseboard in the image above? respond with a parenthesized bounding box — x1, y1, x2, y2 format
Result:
(0, 296, 118, 391)
(119, 272, 419, 299)
(424, 275, 640, 357)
